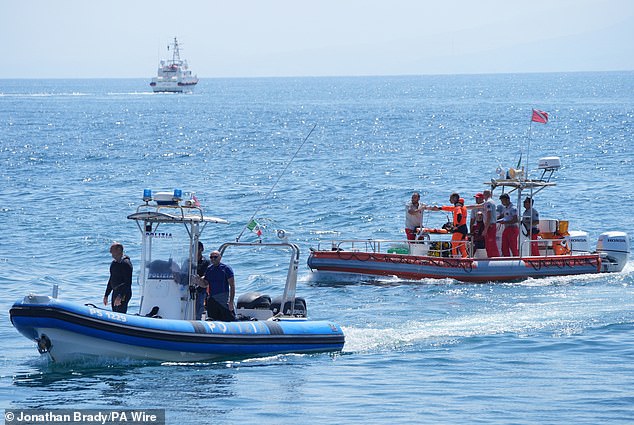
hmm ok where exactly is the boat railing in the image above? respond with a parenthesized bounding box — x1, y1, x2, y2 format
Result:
(218, 241, 302, 318)
(320, 239, 404, 253)
(318, 234, 583, 259)
(317, 237, 456, 257)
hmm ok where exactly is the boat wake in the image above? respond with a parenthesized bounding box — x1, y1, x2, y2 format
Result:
(106, 91, 156, 96)
(0, 92, 90, 98)
(341, 285, 634, 354)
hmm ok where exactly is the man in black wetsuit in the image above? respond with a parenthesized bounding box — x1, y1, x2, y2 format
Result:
(103, 242, 133, 313)
(194, 241, 211, 320)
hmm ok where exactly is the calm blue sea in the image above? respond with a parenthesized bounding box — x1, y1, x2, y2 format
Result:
(1, 73, 634, 424)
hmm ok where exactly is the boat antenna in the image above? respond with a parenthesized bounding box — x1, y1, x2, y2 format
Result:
(235, 123, 317, 242)
(525, 117, 533, 179)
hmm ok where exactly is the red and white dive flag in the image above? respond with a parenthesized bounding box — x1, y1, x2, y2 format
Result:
(531, 109, 549, 124)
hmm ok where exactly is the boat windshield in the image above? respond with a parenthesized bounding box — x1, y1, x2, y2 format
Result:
(142, 224, 194, 286)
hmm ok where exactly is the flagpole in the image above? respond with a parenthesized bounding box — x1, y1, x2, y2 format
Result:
(526, 116, 533, 180)
(235, 123, 317, 242)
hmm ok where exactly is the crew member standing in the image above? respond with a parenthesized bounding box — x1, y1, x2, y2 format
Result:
(405, 192, 424, 241)
(497, 194, 519, 257)
(428, 193, 468, 258)
(469, 193, 485, 229)
(202, 250, 236, 321)
(103, 242, 133, 313)
(194, 241, 211, 320)
(522, 197, 540, 256)
(482, 190, 500, 257)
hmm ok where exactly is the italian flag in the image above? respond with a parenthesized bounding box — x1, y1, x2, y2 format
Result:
(247, 219, 262, 236)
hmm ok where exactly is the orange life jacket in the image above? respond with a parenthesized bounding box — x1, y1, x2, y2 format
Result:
(442, 205, 467, 226)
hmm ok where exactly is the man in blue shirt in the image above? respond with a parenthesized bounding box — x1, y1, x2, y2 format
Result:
(202, 250, 235, 321)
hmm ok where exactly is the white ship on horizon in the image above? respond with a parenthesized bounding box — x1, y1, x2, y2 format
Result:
(150, 37, 198, 93)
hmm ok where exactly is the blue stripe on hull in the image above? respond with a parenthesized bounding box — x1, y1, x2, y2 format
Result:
(13, 316, 342, 354)
(10, 298, 344, 361)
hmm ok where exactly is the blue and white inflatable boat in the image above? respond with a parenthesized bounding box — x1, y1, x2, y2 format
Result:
(10, 295, 344, 362)
(10, 190, 344, 363)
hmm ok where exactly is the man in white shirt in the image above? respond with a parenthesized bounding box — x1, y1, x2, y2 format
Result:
(482, 190, 500, 257)
(497, 193, 519, 256)
(405, 192, 424, 240)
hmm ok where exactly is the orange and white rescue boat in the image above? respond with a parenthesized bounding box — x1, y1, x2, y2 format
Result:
(308, 157, 630, 283)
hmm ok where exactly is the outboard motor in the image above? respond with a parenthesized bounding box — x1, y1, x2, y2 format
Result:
(271, 295, 307, 317)
(235, 292, 273, 321)
(566, 231, 590, 253)
(237, 292, 272, 309)
(596, 231, 630, 273)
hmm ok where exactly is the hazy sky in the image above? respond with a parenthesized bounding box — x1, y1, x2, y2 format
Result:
(3, 0, 634, 78)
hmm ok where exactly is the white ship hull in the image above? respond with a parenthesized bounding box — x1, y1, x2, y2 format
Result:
(150, 79, 198, 93)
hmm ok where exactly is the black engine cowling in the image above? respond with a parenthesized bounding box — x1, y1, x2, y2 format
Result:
(270, 295, 307, 317)
(237, 292, 272, 309)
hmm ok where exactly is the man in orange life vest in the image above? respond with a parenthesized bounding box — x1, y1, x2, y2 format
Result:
(427, 193, 468, 258)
